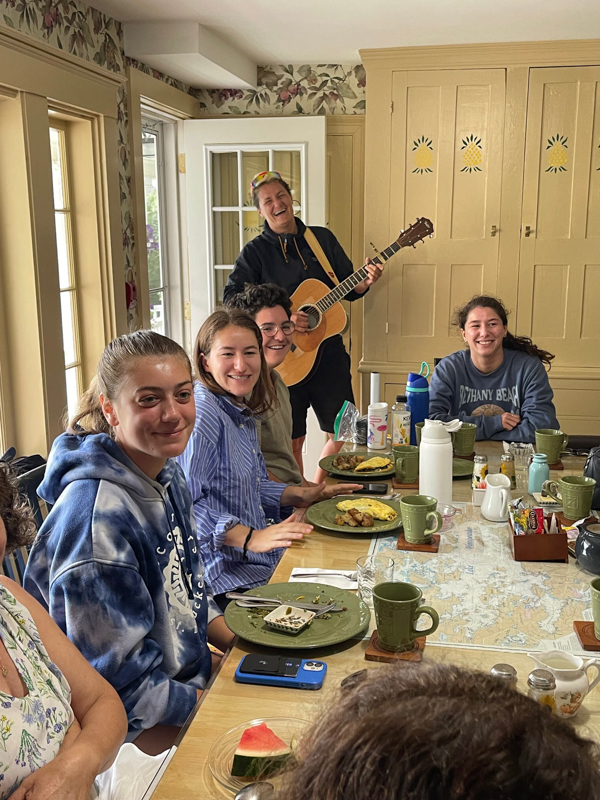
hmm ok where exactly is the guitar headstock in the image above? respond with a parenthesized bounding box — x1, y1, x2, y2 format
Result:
(396, 217, 434, 248)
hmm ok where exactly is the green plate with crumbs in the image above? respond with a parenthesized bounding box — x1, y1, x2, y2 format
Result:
(306, 496, 402, 534)
(224, 583, 370, 649)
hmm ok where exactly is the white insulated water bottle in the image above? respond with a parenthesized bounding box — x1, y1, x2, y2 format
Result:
(419, 419, 453, 507)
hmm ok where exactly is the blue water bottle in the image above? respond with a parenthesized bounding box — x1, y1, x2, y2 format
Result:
(406, 362, 430, 445)
(528, 453, 549, 494)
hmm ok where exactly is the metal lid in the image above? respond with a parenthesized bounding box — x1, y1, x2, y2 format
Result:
(395, 395, 407, 402)
(527, 668, 555, 690)
(500, 453, 514, 462)
(491, 663, 517, 681)
(474, 455, 488, 463)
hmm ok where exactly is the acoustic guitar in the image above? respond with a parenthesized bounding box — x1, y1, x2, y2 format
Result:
(278, 217, 434, 387)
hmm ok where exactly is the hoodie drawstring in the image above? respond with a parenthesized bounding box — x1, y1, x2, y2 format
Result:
(277, 234, 309, 270)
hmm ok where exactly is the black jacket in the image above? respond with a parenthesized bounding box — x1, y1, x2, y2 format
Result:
(223, 218, 366, 304)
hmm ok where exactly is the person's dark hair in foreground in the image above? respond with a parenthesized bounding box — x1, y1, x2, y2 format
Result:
(0, 462, 36, 551)
(281, 662, 600, 800)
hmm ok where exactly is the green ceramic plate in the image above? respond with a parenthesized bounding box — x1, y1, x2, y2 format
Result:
(453, 458, 474, 479)
(224, 582, 370, 649)
(306, 496, 402, 534)
(320, 452, 395, 478)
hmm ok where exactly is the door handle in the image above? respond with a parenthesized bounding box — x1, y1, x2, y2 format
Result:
(491, 225, 498, 237)
(524, 226, 534, 238)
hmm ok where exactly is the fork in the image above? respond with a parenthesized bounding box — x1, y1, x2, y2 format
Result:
(291, 570, 357, 581)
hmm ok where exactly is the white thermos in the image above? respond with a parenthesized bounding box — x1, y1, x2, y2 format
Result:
(419, 419, 453, 506)
(367, 402, 388, 450)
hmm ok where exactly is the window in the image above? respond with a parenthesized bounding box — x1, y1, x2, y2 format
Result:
(49, 124, 83, 422)
(209, 147, 304, 306)
(142, 119, 168, 336)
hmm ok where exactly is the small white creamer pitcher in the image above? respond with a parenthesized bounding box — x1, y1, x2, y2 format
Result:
(480, 473, 511, 522)
(528, 651, 600, 718)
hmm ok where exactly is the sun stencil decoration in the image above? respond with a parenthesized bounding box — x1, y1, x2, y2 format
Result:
(412, 136, 434, 174)
(545, 134, 568, 173)
(460, 134, 483, 173)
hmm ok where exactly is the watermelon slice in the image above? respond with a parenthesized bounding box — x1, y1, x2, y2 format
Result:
(231, 722, 292, 779)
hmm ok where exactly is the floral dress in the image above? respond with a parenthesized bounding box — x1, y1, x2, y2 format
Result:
(0, 582, 87, 798)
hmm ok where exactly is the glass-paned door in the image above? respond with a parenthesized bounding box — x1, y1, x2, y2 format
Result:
(142, 120, 168, 336)
(210, 146, 304, 308)
(49, 124, 83, 421)
(182, 117, 326, 332)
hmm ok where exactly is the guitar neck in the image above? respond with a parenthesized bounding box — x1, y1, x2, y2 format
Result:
(315, 240, 403, 313)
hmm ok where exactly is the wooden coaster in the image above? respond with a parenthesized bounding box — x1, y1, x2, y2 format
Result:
(573, 621, 600, 651)
(454, 452, 475, 461)
(397, 531, 440, 552)
(365, 631, 425, 662)
(392, 477, 419, 489)
(548, 459, 564, 470)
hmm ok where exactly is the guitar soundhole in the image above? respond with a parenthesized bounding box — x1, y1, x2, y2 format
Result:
(299, 304, 321, 330)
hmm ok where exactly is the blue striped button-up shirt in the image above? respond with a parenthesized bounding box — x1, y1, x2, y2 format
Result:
(176, 383, 287, 594)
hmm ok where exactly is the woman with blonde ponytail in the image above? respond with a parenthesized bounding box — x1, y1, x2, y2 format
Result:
(24, 330, 233, 754)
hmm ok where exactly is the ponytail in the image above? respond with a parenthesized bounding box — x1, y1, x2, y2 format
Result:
(503, 331, 555, 367)
(67, 376, 111, 436)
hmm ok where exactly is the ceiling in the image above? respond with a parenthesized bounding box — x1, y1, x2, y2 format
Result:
(88, 0, 600, 85)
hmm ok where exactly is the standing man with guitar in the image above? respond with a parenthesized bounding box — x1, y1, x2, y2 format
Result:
(223, 170, 383, 480)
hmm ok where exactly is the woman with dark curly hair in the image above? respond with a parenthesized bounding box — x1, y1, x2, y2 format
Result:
(281, 661, 600, 800)
(429, 295, 560, 441)
(0, 463, 126, 798)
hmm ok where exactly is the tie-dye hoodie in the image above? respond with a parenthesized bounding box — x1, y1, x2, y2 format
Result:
(23, 432, 222, 741)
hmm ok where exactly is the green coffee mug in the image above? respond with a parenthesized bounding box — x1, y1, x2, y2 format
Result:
(415, 421, 425, 446)
(373, 581, 439, 652)
(393, 445, 419, 483)
(541, 476, 596, 521)
(535, 428, 569, 465)
(453, 422, 477, 457)
(591, 578, 600, 640)
(400, 495, 443, 544)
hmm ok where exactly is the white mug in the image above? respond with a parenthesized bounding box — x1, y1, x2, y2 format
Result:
(481, 473, 511, 522)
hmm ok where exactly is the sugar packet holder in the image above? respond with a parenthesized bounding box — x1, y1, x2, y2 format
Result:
(509, 497, 545, 536)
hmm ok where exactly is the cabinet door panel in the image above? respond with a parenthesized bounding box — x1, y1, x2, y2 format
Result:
(387, 69, 505, 365)
(519, 67, 600, 369)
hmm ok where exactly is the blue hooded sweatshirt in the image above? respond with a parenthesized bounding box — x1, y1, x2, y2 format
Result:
(428, 348, 559, 442)
(23, 433, 222, 740)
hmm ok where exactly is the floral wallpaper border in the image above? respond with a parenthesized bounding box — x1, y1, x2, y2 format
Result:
(1, 0, 366, 330)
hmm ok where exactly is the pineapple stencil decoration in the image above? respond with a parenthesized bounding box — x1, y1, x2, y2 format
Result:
(412, 135, 434, 174)
(460, 134, 483, 173)
(546, 134, 568, 173)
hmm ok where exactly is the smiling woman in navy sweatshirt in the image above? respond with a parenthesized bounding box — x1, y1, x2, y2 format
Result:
(429, 295, 559, 442)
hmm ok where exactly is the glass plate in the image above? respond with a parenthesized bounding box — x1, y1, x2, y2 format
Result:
(224, 582, 370, 649)
(208, 716, 309, 794)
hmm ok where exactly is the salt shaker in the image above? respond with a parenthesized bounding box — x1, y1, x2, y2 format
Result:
(491, 663, 518, 689)
(527, 668, 556, 712)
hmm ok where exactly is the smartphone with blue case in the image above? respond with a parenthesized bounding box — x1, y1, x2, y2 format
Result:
(235, 654, 327, 690)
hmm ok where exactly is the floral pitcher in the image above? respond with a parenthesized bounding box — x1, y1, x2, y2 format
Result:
(528, 651, 600, 718)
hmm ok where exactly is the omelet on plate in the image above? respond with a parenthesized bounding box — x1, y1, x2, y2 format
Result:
(353, 456, 392, 473)
(336, 498, 397, 522)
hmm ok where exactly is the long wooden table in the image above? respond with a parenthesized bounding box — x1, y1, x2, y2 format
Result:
(152, 443, 599, 799)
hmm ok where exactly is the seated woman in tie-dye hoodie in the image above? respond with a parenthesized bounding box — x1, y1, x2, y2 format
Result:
(24, 331, 233, 753)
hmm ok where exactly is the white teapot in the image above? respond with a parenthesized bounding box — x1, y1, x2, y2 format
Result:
(528, 650, 600, 718)
(480, 473, 511, 522)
